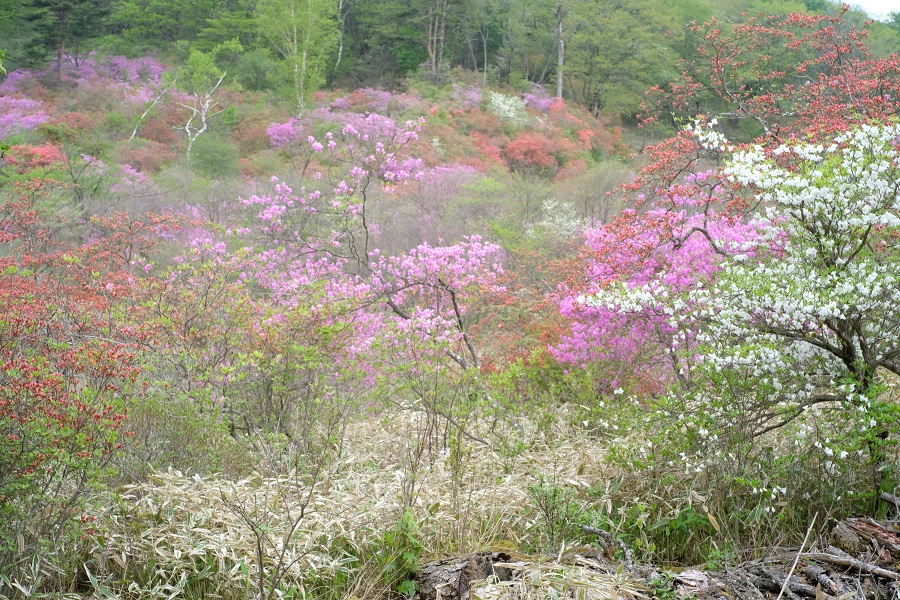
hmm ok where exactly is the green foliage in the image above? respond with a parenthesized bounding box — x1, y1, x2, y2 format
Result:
(23, 0, 110, 78)
(648, 572, 689, 600)
(182, 39, 243, 94)
(195, 1, 257, 51)
(565, 0, 678, 120)
(110, 0, 221, 49)
(191, 134, 240, 178)
(230, 49, 282, 91)
(527, 477, 582, 549)
(375, 508, 424, 597)
(115, 389, 254, 482)
(347, 0, 427, 83)
(256, 0, 337, 112)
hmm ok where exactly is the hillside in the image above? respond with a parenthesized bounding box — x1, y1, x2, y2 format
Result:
(2, 3, 900, 599)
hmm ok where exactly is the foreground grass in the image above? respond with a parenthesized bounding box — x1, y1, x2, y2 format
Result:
(69, 407, 612, 599)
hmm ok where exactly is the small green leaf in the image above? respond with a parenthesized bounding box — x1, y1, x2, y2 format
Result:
(396, 579, 416, 596)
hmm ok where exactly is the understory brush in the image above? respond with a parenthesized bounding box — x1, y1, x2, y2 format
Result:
(2, 382, 897, 599)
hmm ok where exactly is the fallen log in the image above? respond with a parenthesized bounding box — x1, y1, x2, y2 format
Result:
(803, 563, 841, 596)
(414, 552, 511, 600)
(845, 517, 900, 553)
(748, 565, 808, 599)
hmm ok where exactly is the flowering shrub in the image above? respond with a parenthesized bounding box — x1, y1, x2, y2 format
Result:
(0, 97, 49, 138)
(0, 70, 30, 94)
(563, 122, 900, 526)
(522, 83, 553, 113)
(116, 139, 177, 172)
(504, 132, 559, 177)
(451, 84, 482, 111)
(487, 92, 528, 126)
(267, 117, 302, 148)
(144, 113, 501, 449)
(331, 87, 393, 113)
(327, 88, 425, 116)
(0, 182, 169, 574)
(3, 143, 66, 172)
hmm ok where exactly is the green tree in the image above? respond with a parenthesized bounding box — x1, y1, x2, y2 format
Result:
(175, 39, 243, 165)
(196, 0, 258, 51)
(454, 0, 500, 85)
(257, 0, 338, 115)
(25, 0, 109, 79)
(0, 0, 35, 71)
(565, 0, 676, 120)
(424, 0, 451, 82)
(110, 0, 219, 49)
(345, 0, 427, 86)
(494, 0, 555, 85)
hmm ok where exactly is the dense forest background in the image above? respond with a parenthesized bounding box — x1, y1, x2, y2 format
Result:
(3, 0, 899, 123)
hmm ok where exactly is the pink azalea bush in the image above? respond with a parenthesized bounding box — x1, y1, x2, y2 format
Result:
(0, 97, 49, 138)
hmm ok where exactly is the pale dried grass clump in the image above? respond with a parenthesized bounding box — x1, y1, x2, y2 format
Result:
(90, 407, 615, 598)
(472, 558, 649, 600)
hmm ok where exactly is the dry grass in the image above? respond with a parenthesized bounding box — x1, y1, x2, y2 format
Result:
(83, 406, 616, 599)
(472, 558, 649, 600)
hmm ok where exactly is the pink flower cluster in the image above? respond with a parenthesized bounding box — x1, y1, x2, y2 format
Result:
(522, 83, 553, 113)
(0, 70, 29, 94)
(451, 84, 482, 111)
(553, 176, 760, 391)
(0, 97, 49, 138)
(267, 118, 302, 148)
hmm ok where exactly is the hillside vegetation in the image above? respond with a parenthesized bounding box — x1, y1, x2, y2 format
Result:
(1, 1, 900, 599)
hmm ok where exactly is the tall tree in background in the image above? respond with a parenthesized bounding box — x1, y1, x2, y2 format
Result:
(111, 0, 218, 48)
(565, 0, 675, 120)
(25, 0, 108, 79)
(0, 0, 34, 71)
(455, 0, 497, 86)
(555, 0, 563, 98)
(424, 0, 451, 82)
(257, 0, 337, 115)
(495, 0, 555, 85)
(346, 0, 425, 87)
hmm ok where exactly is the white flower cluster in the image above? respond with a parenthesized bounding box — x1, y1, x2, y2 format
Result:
(687, 118, 732, 153)
(528, 198, 586, 239)
(487, 91, 529, 126)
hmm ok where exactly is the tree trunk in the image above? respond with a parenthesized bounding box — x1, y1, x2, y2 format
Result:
(556, 0, 564, 99)
(426, 0, 450, 82)
(56, 10, 70, 81)
(335, 0, 346, 71)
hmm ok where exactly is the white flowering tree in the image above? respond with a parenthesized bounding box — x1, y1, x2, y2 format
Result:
(701, 123, 900, 433)
(583, 123, 900, 503)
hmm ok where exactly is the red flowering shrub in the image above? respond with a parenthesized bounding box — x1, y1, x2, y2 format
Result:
(504, 132, 560, 177)
(469, 131, 508, 167)
(0, 181, 164, 574)
(233, 113, 275, 154)
(117, 140, 176, 173)
(55, 111, 95, 131)
(139, 112, 180, 144)
(3, 143, 66, 173)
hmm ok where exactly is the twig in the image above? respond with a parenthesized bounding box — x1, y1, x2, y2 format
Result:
(579, 524, 614, 548)
(776, 512, 816, 600)
(881, 491, 900, 513)
(803, 552, 900, 581)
